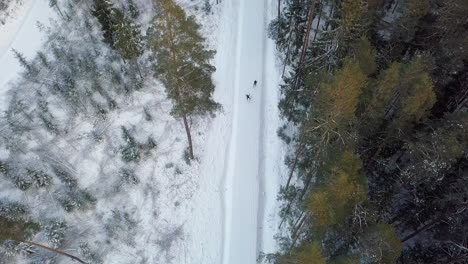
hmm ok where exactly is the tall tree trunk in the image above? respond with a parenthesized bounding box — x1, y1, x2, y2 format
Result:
(281, 13, 296, 78)
(278, 0, 281, 21)
(285, 144, 305, 189)
(298, 0, 317, 66)
(289, 213, 310, 249)
(401, 217, 440, 243)
(183, 115, 194, 159)
(134, 60, 143, 79)
(312, 1, 323, 42)
(21, 240, 87, 264)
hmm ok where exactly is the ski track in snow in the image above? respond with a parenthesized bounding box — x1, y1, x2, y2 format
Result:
(195, 0, 281, 263)
(219, 0, 271, 263)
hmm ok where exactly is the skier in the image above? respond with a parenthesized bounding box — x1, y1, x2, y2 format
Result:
(253, 80, 257, 87)
(246, 94, 251, 101)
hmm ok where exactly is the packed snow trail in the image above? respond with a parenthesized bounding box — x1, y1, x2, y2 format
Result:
(222, 0, 268, 263)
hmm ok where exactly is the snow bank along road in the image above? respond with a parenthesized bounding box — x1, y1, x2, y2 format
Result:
(221, 0, 269, 263)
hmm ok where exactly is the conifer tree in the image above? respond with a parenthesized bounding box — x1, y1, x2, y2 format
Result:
(112, 8, 144, 77)
(281, 242, 326, 264)
(12, 49, 32, 72)
(307, 151, 367, 235)
(0, 216, 86, 263)
(92, 0, 114, 47)
(49, 0, 66, 20)
(126, 0, 139, 18)
(147, 0, 220, 159)
(302, 58, 367, 143)
(397, 57, 436, 127)
(358, 223, 402, 263)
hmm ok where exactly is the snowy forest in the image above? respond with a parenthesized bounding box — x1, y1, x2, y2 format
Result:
(1, 0, 221, 263)
(265, 0, 468, 263)
(1, 0, 468, 263)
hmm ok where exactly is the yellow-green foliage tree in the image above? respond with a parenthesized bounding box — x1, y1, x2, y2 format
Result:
(340, 0, 367, 41)
(350, 37, 377, 76)
(302, 58, 367, 146)
(397, 57, 436, 126)
(361, 57, 436, 135)
(279, 242, 326, 264)
(361, 62, 401, 134)
(358, 223, 402, 263)
(308, 151, 367, 235)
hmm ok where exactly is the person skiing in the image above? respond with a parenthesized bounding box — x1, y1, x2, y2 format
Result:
(246, 94, 251, 101)
(253, 80, 257, 87)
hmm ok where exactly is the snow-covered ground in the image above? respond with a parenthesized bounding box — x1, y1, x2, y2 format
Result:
(0, 0, 53, 110)
(0, 0, 283, 263)
(193, 0, 283, 263)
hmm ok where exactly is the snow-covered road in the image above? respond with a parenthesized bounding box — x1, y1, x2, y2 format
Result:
(215, 0, 285, 262)
(222, 0, 267, 262)
(191, 0, 282, 263)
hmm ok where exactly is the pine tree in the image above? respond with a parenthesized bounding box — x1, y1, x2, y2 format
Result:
(12, 49, 32, 72)
(307, 151, 367, 235)
(302, 58, 367, 144)
(49, 0, 66, 20)
(397, 56, 436, 127)
(126, 0, 139, 18)
(111, 8, 144, 77)
(147, 0, 220, 159)
(92, 0, 115, 47)
(398, 0, 430, 41)
(0, 216, 86, 263)
(358, 223, 402, 263)
(361, 62, 402, 135)
(45, 220, 67, 248)
(284, 242, 326, 264)
(203, 0, 212, 15)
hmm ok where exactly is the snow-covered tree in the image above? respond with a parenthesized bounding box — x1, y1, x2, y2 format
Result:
(92, 0, 114, 47)
(111, 8, 144, 77)
(147, 0, 220, 159)
(45, 220, 67, 248)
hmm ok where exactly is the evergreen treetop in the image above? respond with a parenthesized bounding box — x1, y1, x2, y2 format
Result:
(148, 0, 219, 118)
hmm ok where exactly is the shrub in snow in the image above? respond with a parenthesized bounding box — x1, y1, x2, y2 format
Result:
(79, 242, 103, 264)
(0, 200, 28, 220)
(0, 160, 9, 175)
(183, 148, 191, 165)
(120, 126, 141, 163)
(141, 136, 157, 157)
(119, 168, 139, 185)
(52, 167, 77, 188)
(11, 175, 33, 190)
(126, 0, 139, 19)
(45, 220, 67, 248)
(203, 0, 212, 15)
(143, 107, 152, 121)
(27, 169, 52, 188)
(156, 226, 184, 253)
(0, 240, 36, 258)
(55, 188, 96, 212)
(104, 210, 138, 246)
(0, 161, 33, 191)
